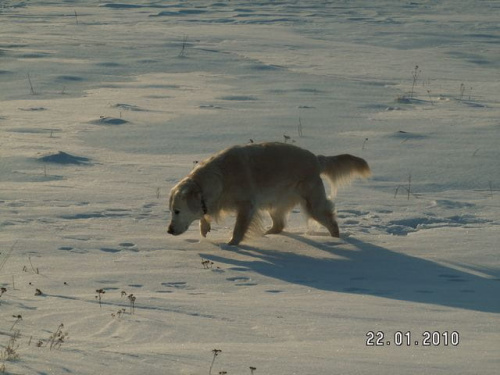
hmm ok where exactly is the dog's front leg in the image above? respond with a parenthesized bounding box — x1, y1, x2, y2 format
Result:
(200, 217, 211, 237)
(228, 201, 255, 246)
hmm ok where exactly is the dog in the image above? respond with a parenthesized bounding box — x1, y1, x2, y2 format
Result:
(168, 142, 371, 245)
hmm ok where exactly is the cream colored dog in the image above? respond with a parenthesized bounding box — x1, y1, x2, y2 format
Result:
(168, 142, 371, 245)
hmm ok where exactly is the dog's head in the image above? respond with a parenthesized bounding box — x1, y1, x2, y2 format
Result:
(167, 178, 205, 236)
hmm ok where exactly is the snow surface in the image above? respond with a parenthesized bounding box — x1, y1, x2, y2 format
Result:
(1, 1, 499, 374)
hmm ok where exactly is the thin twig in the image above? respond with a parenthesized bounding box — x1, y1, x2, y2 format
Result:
(0, 241, 18, 273)
(27, 73, 36, 95)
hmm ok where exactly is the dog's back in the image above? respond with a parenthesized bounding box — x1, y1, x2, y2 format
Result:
(199, 142, 319, 206)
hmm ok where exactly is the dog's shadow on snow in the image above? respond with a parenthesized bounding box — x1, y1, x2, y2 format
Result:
(201, 234, 500, 314)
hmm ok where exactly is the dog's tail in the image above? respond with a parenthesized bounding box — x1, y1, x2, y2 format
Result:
(318, 154, 371, 197)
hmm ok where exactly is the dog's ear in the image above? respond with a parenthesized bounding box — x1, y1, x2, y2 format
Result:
(168, 191, 174, 209)
(186, 189, 203, 214)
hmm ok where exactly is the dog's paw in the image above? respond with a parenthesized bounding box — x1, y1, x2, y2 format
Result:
(219, 242, 239, 250)
(227, 238, 241, 247)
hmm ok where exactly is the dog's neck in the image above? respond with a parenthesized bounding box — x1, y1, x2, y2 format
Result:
(191, 178, 208, 215)
(201, 195, 208, 215)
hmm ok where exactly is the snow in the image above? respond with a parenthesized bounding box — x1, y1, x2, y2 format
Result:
(1, 1, 499, 374)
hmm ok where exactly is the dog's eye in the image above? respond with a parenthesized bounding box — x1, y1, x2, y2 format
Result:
(174, 210, 180, 215)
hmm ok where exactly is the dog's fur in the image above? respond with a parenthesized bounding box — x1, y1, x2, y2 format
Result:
(168, 142, 371, 245)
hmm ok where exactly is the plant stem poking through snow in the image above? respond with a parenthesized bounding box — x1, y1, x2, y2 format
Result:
(459, 83, 466, 101)
(128, 294, 136, 314)
(209, 349, 222, 375)
(122, 291, 136, 314)
(49, 323, 68, 350)
(10, 315, 22, 331)
(178, 35, 189, 58)
(27, 73, 36, 95)
(0, 242, 18, 273)
(0, 330, 20, 362)
(202, 259, 214, 269)
(362, 138, 369, 150)
(28, 256, 39, 274)
(96, 289, 105, 308)
(410, 65, 421, 99)
(394, 173, 414, 200)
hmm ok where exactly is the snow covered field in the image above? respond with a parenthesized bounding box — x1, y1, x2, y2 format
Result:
(1, 1, 499, 374)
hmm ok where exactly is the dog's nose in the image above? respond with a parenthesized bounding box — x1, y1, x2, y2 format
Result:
(167, 225, 174, 235)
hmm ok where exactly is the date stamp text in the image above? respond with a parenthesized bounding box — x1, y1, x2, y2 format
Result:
(366, 331, 460, 347)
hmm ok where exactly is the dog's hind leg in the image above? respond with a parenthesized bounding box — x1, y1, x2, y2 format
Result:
(228, 201, 255, 245)
(266, 207, 287, 235)
(300, 178, 340, 238)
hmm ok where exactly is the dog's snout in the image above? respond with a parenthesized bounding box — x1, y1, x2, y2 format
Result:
(167, 225, 174, 235)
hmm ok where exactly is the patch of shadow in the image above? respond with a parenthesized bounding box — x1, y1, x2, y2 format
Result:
(100, 248, 121, 253)
(226, 277, 250, 282)
(162, 282, 188, 289)
(0, 70, 12, 75)
(389, 130, 427, 140)
(19, 52, 51, 58)
(296, 88, 323, 94)
(395, 97, 432, 105)
(465, 33, 500, 41)
(228, 267, 250, 272)
(96, 280, 119, 284)
(9, 128, 60, 135)
(137, 59, 157, 64)
(447, 215, 489, 225)
(338, 209, 370, 216)
(56, 75, 84, 82)
(99, 3, 144, 9)
(96, 62, 122, 67)
(90, 117, 129, 126)
(199, 104, 223, 109)
(266, 290, 283, 293)
(59, 211, 129, 220)
(38, 151, 92, 165)
(111, 103, 147, 112)
(58, 246, 86, 254)
(433, 200, 475, 209)
(460, 100, 487, 108)
(119, 242, 136, 248)
(18, 107, 48, 112)
(219, 95, 257, 101)
(386, 217, 446, 235)
(249, 63, 283, 71)
(154, 9, 208, 16)
(362, 103, 403, 111)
